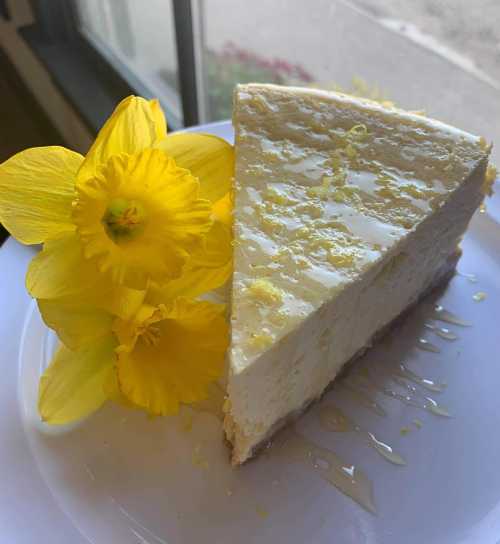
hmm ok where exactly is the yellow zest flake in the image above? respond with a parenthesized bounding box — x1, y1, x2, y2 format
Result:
(295, 256, 311, 270)
(331, 151, 344, 171)
(246, 164, 268, 176)
(331, 186, 358, 203)
(262, 149, 281, 162)
(398, 218, 415, 230)
(342, 186, 358, 197)
(320, 220, 351, 234)
(332, 169, 347, 186)
(376, 176, 437, 202)
(347, 124, 369, 141)
(260, 215, 283, 235)
(400, 184, 429, 200)
(271, 246, 291, 262)
(306, 186, 327, 199)
(479, 136, 489, 151)
(255, 504, 269, 519)
(306, 177, 331, 200)
(263, 200, 277, 213)
(482, 164, 497, 196)
(333, 123, 367, 166)
(345, 144, 358, 160)
(321, 175, 333, 188)
(253, 202, 265, 215)
(308, 235, 334, 252)
(375, 173, 392, 186)
(269, 310, 289, 327)
(264, 186, 296, 206)
(376, 186, 396, 200)
(296, 202, 323, 219)
(251, 94, 271, 113)
(332, 190, 345, 203)
(247, 278, 284, 305)
(248, 332, 274, 349)
(295, 226, 312, 240)
(222, 397, 231, 414)
(327, 252, 355, 268)
(307, 171, 348, 201)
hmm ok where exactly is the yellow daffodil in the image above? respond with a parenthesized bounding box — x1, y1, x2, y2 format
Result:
(73, 149, 213, 287)
(113, 298, 228, 415)
(0, 95, 234, 426)
(0, 95, 234, 294)
(38, 294, 229, 423)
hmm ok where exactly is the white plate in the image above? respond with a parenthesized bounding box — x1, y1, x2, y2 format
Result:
(1, 122, 500, 544)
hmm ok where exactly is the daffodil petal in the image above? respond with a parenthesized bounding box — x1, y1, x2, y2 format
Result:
(38, 298, 112, 350)
(26, 232, 100, 299)
(0, 146, 82, 244)
(104, 365, 140, 409)
(153, 221, 232, 299)
(104, 287, 147, 321)
(113, 303, 158, 351)
(36, 273, 145, 329)
(78, 96, 167, 182)
(116, 298, 228, 416)
(38, 336, 116, 425)
(155, 133, 234, 203)
(156, 261, 232, 300)
(150, 98, 167, 139)
(212, 192, 233, 227)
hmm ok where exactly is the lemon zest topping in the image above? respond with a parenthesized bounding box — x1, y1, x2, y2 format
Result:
(482, 164, 497, 196)
(264, 186, 296, 206)
(248, 332, 274, 349)
(247, 278, 284, 305)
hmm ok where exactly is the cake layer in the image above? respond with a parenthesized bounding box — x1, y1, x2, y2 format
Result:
(225, 84, 490, 464)
(225, 249, 459, 462)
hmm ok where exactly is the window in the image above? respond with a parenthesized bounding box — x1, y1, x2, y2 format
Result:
(74, 0, 182, 125)
(194, 0, 500, 144)
(20, 0, 500, 156)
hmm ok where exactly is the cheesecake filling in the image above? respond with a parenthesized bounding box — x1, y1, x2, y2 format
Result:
(227, 84, 490, 464)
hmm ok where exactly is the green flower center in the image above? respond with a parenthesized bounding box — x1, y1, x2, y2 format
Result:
(103, 198, 146, 242)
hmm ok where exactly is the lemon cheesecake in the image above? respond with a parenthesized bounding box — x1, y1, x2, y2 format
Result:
(224, 83, 491, 465)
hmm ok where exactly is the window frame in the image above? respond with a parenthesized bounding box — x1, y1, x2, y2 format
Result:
(20, 0, 201, 133)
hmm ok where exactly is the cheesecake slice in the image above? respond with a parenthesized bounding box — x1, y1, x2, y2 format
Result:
(224, 83, 491, 465)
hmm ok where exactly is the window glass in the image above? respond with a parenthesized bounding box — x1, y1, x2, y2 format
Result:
(75, 0, 182, 123)
(196, 0, 500, 157)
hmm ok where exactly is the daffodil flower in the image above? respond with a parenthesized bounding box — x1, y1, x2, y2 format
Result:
(0, 96, 234, 295)
(38, 293, 229, 424)
(0, 95, 234, 425)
